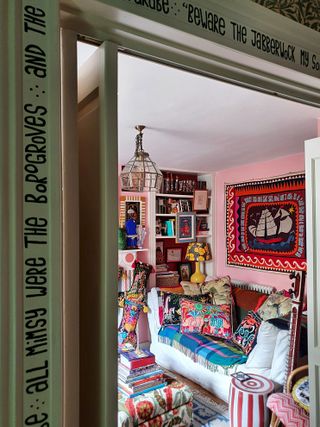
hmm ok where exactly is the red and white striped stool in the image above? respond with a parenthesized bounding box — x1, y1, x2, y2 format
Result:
(229, 373, 274, 427)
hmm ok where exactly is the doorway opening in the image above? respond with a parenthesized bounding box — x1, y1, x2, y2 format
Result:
(76, 41, 317, 425)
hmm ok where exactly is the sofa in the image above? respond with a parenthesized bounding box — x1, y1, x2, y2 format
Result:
(147, 280, 292, 403)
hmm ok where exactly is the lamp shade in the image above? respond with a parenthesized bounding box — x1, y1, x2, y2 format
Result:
(185, 242, 211, 262)
(120, 125, 163, 192)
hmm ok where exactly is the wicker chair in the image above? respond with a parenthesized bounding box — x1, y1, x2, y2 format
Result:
(267, 365, 309, 427)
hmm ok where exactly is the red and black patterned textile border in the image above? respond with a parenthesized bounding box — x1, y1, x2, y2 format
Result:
(226, 174, 306, 273)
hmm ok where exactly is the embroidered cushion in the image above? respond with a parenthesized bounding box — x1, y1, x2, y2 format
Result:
(257, 292, 292, 321)
(201, 275, 232, 305)
(180, 298, 232, 339)
(161, 292, 211, 326)
(180, 281, 202, 296)
(232, 311, 262, 355)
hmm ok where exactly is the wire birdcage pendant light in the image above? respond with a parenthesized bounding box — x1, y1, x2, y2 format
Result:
(120, 125, 163, 192)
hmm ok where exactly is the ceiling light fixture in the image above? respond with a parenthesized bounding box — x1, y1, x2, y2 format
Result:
(120, 125, 163, 192)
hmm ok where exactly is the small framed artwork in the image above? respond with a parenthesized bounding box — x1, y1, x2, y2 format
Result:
(193, 190, 208, 211)
(119, 195, 146, 227)
(179, 199, 192, 212)
(176, 212, 196, 243)
(178, 262, 192, 281)
(156, 241, 165, 264)
(167, 247, 182, 262)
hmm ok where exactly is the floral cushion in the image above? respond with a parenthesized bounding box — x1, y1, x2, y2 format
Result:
(180, 298, 232, 339)
(257, 292, 292, 321)
(232, 311, 262, 355)
(161, 292, 211, 326)
(118, 380, 193, 426)
(201, 275, 232, 305)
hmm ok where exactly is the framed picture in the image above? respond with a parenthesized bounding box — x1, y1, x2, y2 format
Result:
(176, 212, 196, 243)
(193, 190, 208, 211)
(156, 241, 165, 264)
(119, 195, 146, 227)
(179, 199, 192, 212)
(167, 247, 182, 262)
(178, 262, 192, 281)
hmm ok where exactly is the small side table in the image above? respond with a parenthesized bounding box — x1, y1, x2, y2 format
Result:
(229, 373, 274, 427)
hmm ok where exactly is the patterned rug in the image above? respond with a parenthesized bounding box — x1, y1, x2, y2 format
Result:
(192, 390, 229, 427)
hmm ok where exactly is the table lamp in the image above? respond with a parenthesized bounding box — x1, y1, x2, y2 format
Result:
(185, 242, 211, 284)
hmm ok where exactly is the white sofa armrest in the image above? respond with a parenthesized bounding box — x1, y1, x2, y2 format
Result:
(147, 288, 162, 341)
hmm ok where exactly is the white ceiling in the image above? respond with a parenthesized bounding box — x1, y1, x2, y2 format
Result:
(78, 42, 320, 173)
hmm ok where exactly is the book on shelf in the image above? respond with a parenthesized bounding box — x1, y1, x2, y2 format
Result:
(155, 263, 168, 273)
(118, 382, 167, 399)
(165, 219, 175, 236)
(119, 349, 156, 370)
(118, 363, 163, 383)
(156, 270, 178, 276)
(119, 374, 164, 392)
(119, 370, 164, 385)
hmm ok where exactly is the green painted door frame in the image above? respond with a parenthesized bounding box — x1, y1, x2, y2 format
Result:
(2, 0, 320, 426)
(1, 1, 62, 426)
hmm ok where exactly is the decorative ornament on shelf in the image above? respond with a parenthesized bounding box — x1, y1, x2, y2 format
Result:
(185, 242, 211, 284)
(120, 125, 163, 192)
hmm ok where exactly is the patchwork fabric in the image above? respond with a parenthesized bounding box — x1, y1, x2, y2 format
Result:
(267, 393, 309, 427)
(161, 292, 211, 326)
(180, 299, 232, 339)
(232, 311, 262, 355)
(125, 261, 153, 305)
(118, 262, 153, 351)
(201, 275, 232, 305)
(158, 325, 247, 373)
(118, 300, 142, 352)
(118, 380, 193, 427)
(257, 292, 292, 320)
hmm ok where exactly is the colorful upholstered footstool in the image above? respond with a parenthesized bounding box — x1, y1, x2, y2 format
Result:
(118, 380, 193, 426)
(229, 373, 274, 427)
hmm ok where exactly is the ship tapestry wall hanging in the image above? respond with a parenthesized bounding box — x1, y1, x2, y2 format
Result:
(226, 174, 306, 273)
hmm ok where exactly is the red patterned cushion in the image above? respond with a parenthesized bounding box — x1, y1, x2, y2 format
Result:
(180, 299, 232, 339)
(267, 392, 309, 427)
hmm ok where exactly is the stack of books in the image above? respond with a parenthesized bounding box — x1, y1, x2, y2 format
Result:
(118, 349, 166, 398)
(156, 263, 168, 273)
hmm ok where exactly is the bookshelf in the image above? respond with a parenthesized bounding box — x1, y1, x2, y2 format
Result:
(148, 170, 214, 287)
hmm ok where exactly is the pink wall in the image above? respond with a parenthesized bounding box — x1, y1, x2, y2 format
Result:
(215, 153, 305, 290)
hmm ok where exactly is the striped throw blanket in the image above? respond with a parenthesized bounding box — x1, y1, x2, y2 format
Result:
(158, 325, 247, 374)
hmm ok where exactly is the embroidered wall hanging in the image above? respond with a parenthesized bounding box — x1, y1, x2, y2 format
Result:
(226, 174, 306, 273)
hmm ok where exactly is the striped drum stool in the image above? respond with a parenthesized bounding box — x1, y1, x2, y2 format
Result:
(229, 373, 274, 427)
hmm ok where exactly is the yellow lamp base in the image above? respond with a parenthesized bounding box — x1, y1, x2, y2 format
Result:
(190, 261, 205, 284)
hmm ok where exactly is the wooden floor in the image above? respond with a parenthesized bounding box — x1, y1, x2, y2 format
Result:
(164, 368, 227, 407)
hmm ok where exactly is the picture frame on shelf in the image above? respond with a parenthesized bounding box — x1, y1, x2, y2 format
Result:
(119, 195, 146, 227)
(179, 199, 192, 212)
(196, 217, 209, 234)
(156, 219, 162, 236)
(178, 262, 192, 281)
(176, 212, 196, 243)
(167, 247, 182, 262)
(193, 190, 208, 211)
(156, 241, 165, 264)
